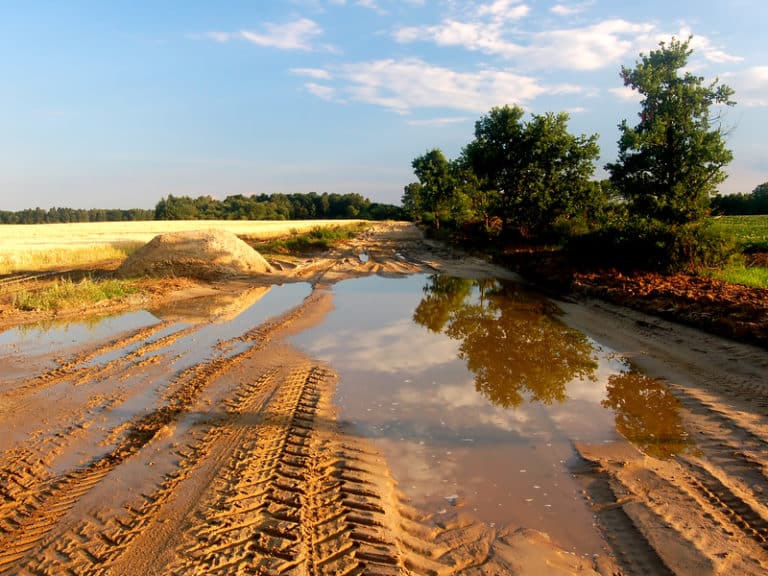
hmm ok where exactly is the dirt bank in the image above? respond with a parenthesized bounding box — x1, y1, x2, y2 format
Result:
(0, 222, 766, 574)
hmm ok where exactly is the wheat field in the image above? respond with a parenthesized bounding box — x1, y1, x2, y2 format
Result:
(0, 219, 361, 274)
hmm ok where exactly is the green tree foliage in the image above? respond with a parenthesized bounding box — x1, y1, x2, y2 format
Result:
(153, 193, 400, 221)
(463, 105, 600, 238)
(711, 181, 768, 215)
(412, 275, 597, 408)
(607, 37, 735, 224)
(410, 149, 457, 229)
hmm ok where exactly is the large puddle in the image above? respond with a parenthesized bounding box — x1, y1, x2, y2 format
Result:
(292, 274, 692, 557)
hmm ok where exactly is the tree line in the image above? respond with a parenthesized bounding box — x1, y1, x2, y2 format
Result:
(403, 37, 742, 271)
(0, 207, 155, 224)
(711, 182, 768, 215)
(1, 192, 403, 224)
(154, 192, 402, 221)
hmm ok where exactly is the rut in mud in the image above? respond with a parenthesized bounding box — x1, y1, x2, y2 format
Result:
(565, 300, 768, 576)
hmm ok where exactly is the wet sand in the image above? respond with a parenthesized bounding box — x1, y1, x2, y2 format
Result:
(0, 222, 766, 574)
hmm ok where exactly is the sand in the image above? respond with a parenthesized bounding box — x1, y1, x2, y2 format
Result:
(117, 229, 273, 280)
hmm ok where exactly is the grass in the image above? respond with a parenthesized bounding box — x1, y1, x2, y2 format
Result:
(250, 223, 369, 254)
(0, 242, 143, 275)
(703, 215, 768, 288)
(708, 264, 768, 288)
(709, 214, 768, 252)
(13, 277, 139, 311)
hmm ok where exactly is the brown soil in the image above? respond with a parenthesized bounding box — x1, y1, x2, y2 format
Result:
(504, 248, 768, 349)
(0, 222, 766, 575)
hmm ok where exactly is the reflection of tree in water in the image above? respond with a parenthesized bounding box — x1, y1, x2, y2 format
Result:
(602, 371, 690, 459)
(413, 275, 597, 408)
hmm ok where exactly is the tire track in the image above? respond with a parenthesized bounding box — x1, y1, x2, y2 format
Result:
(0, 292, 322, 573)
(573, 459, 675, 576)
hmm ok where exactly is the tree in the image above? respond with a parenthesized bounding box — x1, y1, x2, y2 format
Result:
(401, 182, 423, 221)
(411, 149, 456, 230)
(607, 37, 735, 224)
(463, 105, 600, 238)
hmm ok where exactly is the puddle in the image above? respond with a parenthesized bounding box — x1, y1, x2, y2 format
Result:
(0, 311, 161, 379)
(292, 274, 690, 556)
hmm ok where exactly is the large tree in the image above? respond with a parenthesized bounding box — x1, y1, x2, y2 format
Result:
(463, 105, 600, 238)
(607, 37, 735, 224)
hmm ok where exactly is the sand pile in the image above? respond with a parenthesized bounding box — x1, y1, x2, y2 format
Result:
(118, 229, 273, 280)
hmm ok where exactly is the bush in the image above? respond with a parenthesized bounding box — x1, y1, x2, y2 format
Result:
(567, 218, 736, 273)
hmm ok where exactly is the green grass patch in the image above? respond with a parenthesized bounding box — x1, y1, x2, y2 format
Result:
(13, 277, 139, 311)
(708, 215, 768, 252)
(251, 223, 369, 255)
(708, 264, 768, 289)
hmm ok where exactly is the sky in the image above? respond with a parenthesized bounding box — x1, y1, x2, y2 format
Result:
(2, 0, 767, 211)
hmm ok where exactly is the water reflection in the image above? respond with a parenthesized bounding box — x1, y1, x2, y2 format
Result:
(413, 276, 598, 408)
(602, 371, 691, 459)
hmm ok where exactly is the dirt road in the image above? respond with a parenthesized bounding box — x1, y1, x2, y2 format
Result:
(0, 222, 766, 574)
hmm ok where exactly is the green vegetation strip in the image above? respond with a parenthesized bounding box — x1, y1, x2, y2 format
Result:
(14, 277, 139, 311)
(250, 223, 369, 255)
(708, 264, 768, 289)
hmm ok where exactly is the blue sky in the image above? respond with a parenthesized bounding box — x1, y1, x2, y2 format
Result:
(2, 0, 767, 210)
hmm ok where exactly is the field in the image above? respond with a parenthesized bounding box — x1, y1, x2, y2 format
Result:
(0, 219, 361, 275)
(708, 215, 768, 287)
(710, 214, 768, 251)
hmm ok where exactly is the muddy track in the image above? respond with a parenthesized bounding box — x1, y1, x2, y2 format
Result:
(0, 284, 539, 575)
(565, 299, 768, 575)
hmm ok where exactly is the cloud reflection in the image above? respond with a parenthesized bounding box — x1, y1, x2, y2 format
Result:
(302, 317, 459, 374)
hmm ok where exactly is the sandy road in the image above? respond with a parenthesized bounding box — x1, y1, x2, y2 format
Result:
(0, 222, 766, 574)
(562, 299, 768, 576)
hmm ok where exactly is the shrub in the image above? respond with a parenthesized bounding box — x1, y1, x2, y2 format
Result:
(566, 218, 736, 273)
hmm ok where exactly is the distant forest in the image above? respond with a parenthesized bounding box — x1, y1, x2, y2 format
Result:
(711, 182, 768, 215)
(0, 192, 404, 224)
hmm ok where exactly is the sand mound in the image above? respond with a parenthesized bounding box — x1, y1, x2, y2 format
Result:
(118, 229, 273, 280)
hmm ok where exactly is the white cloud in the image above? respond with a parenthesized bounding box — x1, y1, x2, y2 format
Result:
(609, 86, 641, 102)
(356, 0, 386, 13)
(394, 13, 740, 75)
(205, 32, 232, 43)
(239, 18, 323, 51)
(206, 19, 324, 51)
(395, 20, 522, 58)
(686, 33, 743, 64)
(335, 58, 581, 114)
(550, 1, 593, 16)
(723, 66, 768, 107)
(395, 17, 657, 71)
(476, 0, 530, 21)
(304, 82, 337, 101)
(528, 19, 655, 71)
(290, 67, 332, 80)
(304, 318, 460, 373)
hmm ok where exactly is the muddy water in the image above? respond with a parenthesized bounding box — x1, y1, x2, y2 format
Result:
(292, 274, 691, 557)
